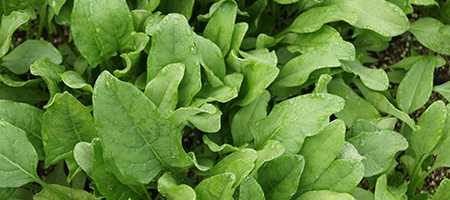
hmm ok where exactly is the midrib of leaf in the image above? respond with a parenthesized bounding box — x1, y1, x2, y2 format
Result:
(111, 84, 169, 169)
(314, 160, 359, 189)
(344, 1, 403, 29)
(67, 102, 84, 142)
(79, 2, 103, 60)
(403, 63, 426, 113)
(1, 113, 42, 140)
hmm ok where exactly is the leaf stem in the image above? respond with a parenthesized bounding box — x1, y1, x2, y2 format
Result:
(54, 22, 80, 57)
(141, 184, 152, 200)
(36, 5, 47, 40)
(34, 178, 71, 200)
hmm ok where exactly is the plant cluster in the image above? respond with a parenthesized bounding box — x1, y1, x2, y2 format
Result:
(1, 0, 450, 199)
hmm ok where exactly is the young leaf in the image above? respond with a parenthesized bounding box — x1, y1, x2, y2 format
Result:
(257, 155, 305, 200)
(0, 11, 30, 58)
(341, 60, 389, 91)
(71, 0, 134, 67)
(313, 74, 332, 93)
(0, 120, 39, 188)
(374, 175, 403, 200)
(232, 90, 270, 146)
(30, 58, 65, 107)
(410, 101, 446, 159)
(158, 0, 195, 20)
(397, 56, 445, 113)
(2, 40, 62, 74)
(289, 0, 409, 37)
(195, 173, 236, 200)
(73, 142, 93, 177)
(42, 92, 97, 168)
(252, 93, 344, 154)
(145, 63, 185, 116)
(191, 73, 243, 107)
(194, 33, 226, 81)
(164, 185, 196, 200)
(434, 80, 450, 101)
(239, 176, 265, 200)
(366, 92, 416, 130)
(0, 100, 44, 160)
(210, 149, 257, 187)
(327, 78, 381, 127)
(147, 13, 201, 107)
(431, 179, 450, 200)
(296, 190, 356, 200)
(34, 184, 96, 200)
(0, 84, 49, 104)
(348, 130, 408, 177)
(409, 17, 450, 55)
(93, 71, 192, 184)
(299, 120, 346, 187)
(60, 71, 93, 93)
(203, 0, 237, 55)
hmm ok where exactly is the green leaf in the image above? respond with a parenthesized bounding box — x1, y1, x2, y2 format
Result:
(71, 0, 134, 67)
(203, 135, 240, 155)
(374, 175, 403, 200)
(352, 188, 374, 200)
(273, 0, 301, 4)
(0, 100, 44, 160)
(0, 188, 15, 199)
(195, 173, 236, 200)
(73, 142, 93, 177)
(232, 90, 270, 146)
(431, 179, 450, 200)
(434, 80, 450, 101)
(409, 17, 450, 55)
(366, 92, 416, 130)
(0, 11, 30, 58)
(165, 185, 196, 200)
(0, 84, 49, 104)
(276, 26, 354, 87)
(0, 120, 39, 187)
(257, 155, 305, 200)
(252, 140, 285, 175)
(30, 58, 65, 107)
(93, 71, 191, 184)
(145, 63, 185, 116)
(230, 22, 249, 52)
(60, 71, 93, 93)
(313, 74, 333, 93)
(397, 56, 445, 113)
(0, 1, 33, 18)
(2, 40, 62, 74)
(191, 73, 243, 107)
(194, 32, 226, 81)
(158, 0, 195, 20)
(311, 158, 365, 194)
(167, 104, 221, 132)
(34, 184, 97, 200)
(0, 73, 42, 87)
(46, 0, 67, 14)
(290, 0, 409, 37)
(341, 60, 389, 91)
(328, 78, 381, 127)
(235, 49, 279, 106)
(296, 190, 356, 200)
(299, 120, 346, 187)
(91, 138, 143, 199)
(42, 92, 97, 169)
(410, 101, 447, 159)
(203, 0, 237, 55)
(348, 130, 408, 177)
(147, 13, 201, 107)
(239, 176, 265, 200)
(210, 149, 257, 188)
(252, 93, 344, 154)
(115, 32, 150, 78)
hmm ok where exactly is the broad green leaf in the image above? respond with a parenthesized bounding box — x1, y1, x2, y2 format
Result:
(257, 155, 305, 200)
(230, 22, 249, 52)
(0, 188, 15, 199)
(431, 179, 450, 200)
(366, 92, 416, 130)
(46, 0, 67, 14)
(297, 190, 356, 200)
(336, 142, 365, 161)
(232, 90, 270, 146)
(239, 176, 265, 200)
(409, 17, 450, 55)
(42, 92, 97, 168)
(0, 120, 39, 188)
(0, 1, 33, 18)
(71, 0, 134, 67)
(328, 78, 381, 127)
(191, 73, 243, 107)
(144, 13, 164, 36)
(397, 56, 445, 113)
(235, 49, 279, 106)
(60, 71, 93, 93)
(93, 71, 191, 184)
(203, 135, 240, 155)
(158, 172, 179, 195)
(158, 0, 195, 20)
(145, 63, 185, 116)
(0, 73, 42, 87)
(0, 100, 44, 160)
(341, 60, 389, 91)
(195, 173, 236, 200)
(299, 120, 346, 187)
(0, 11, 30, 58)
(410, 101, 446, 159)
(290, 0, 409, 37)
(374, 175, 403, 200)
(252, 93, 344, 154)
(34, 184, 96, 200)
(252, 140, 285, 175)
(131, 9, 152, 32)
(386, 55, 426, 69)
(203, 0, 237, 55)
(1, 40, 62, 74)
(348, 130, 408, 177)
(311, 158, 364, 194)
(434, 81, 450, 101)
(313, 74, 332, 93)
(0, 84, 48, 104)
(115, 32, 150, 78)
(30, 58, 65, 107)
(73, 142, 93, 177)
(352, 188, 374, 200)
(167, 104, 221, 132)
(210, 149, 257, 187)
(147, 13, 201, 107)
(91, 139, 143, 200)
(194, 34, 226, 81)
(276, 26, 354, 87)
(165, 185, 196, 200)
